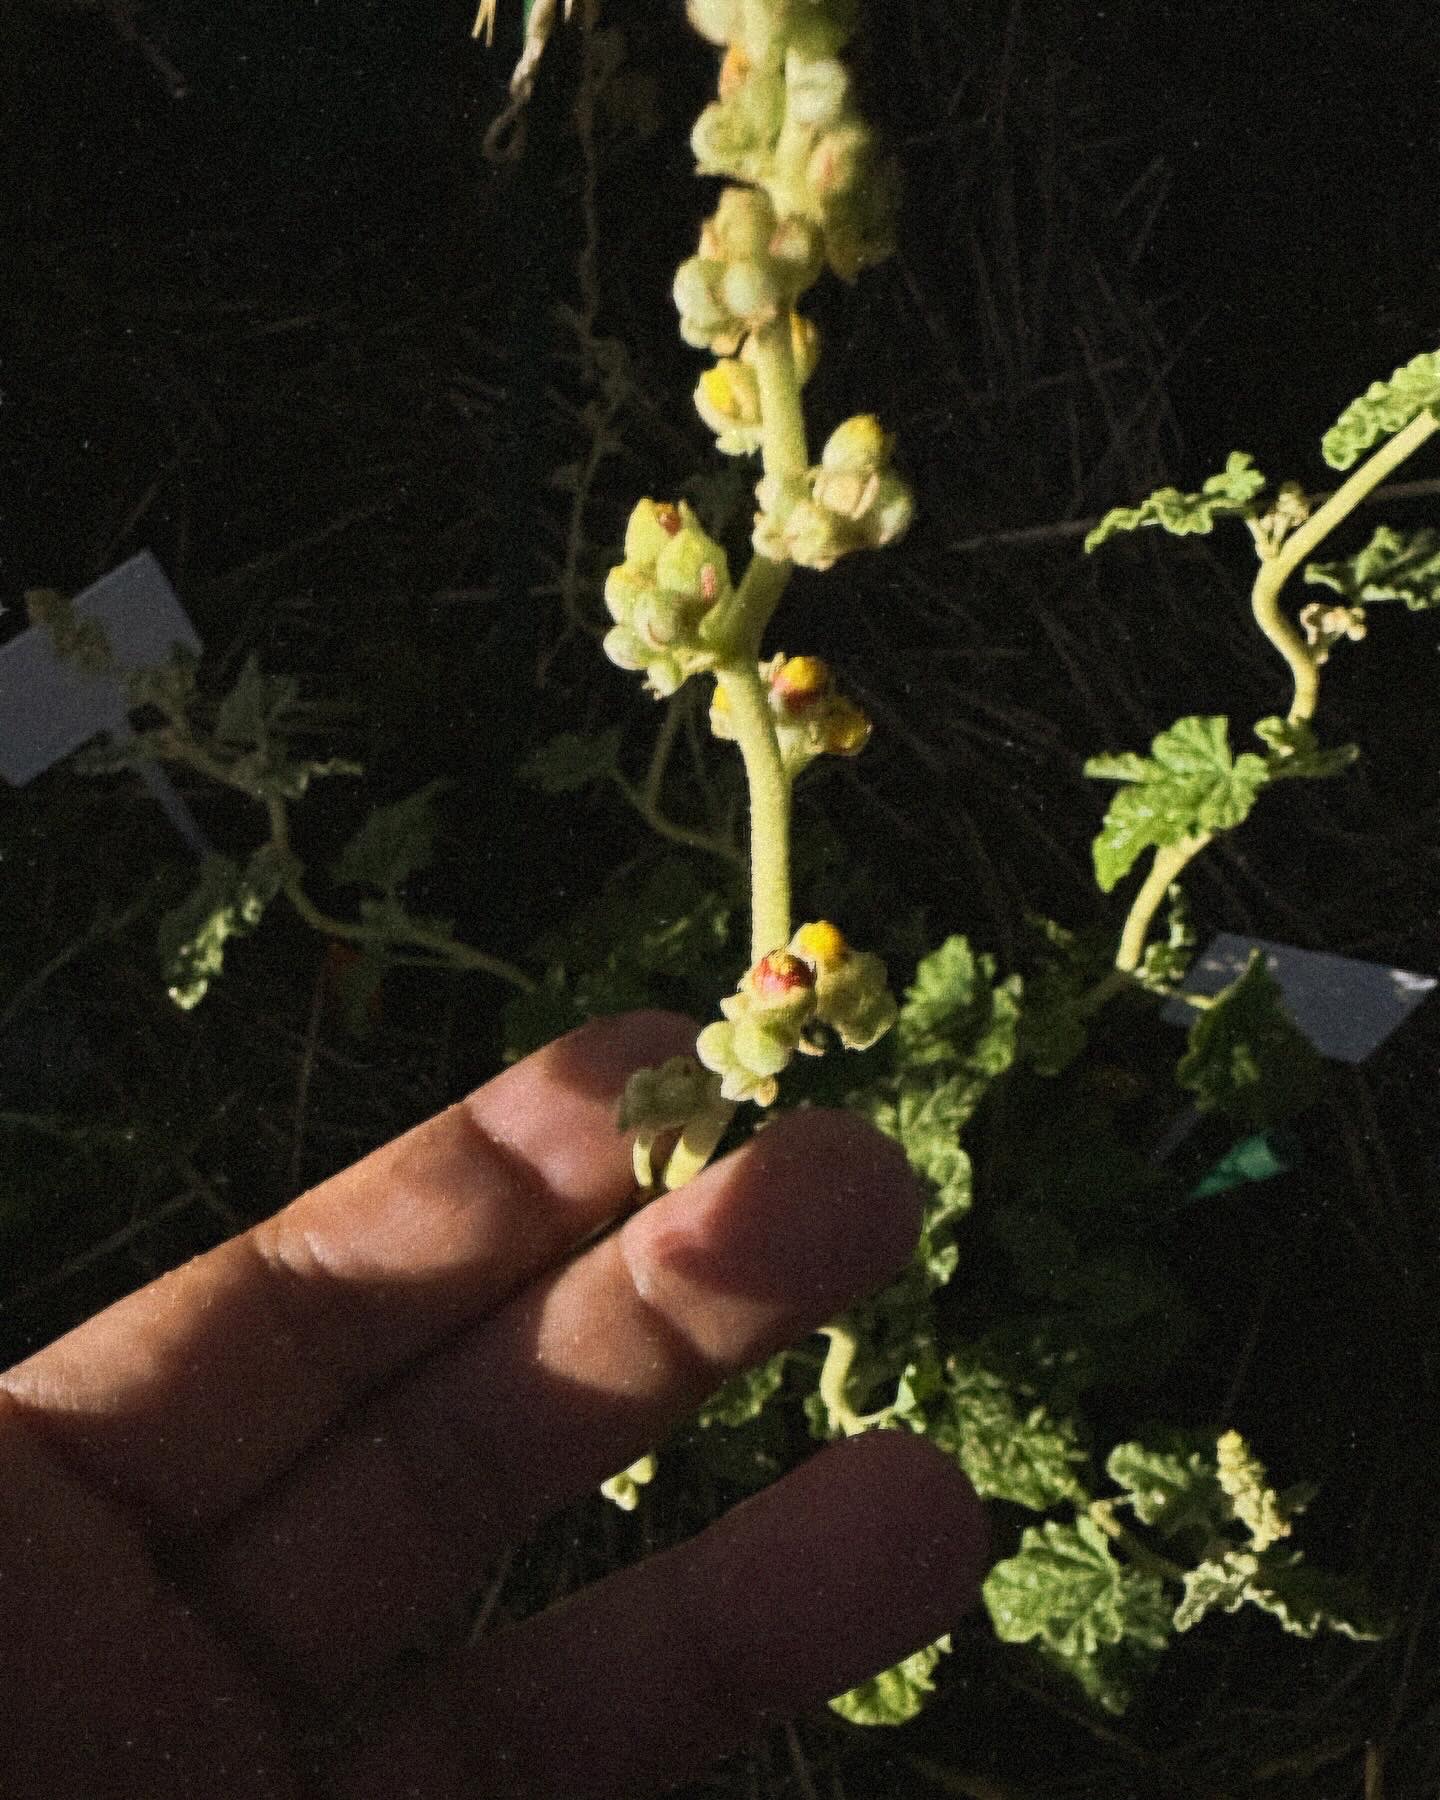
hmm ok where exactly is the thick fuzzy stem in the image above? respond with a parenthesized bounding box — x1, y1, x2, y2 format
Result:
(716, 661, 792, 961)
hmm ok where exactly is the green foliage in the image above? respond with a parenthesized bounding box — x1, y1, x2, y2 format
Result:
(855, 936, 1020, 1286)
(1176, 952, 1326, 1130)
(1251, 715, 1359, 781)
(901, 1348, 1089, 1511)
(1321, 348, 1440, 468)
(1305, 523, 1440, 610)
(332, 782, 445, 894)
(828, 1633, 949, 1726)
(502, 855, 736, 1058)
(157, 846, 298, 1009)
(984, 1516, 1172, 1661)
(1082, 451, 1267, 549)
(1086, 715, 1270, 892)
(892, 935, 1022, 1078)
(517, 728, 622, 792)
(696, 1351, 788, 1428)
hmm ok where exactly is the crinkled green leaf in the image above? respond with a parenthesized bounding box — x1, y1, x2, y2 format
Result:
(1034, 1632, 1166, 1716)
(984, 1516, 1171, 1660)
(332, 782, 445, 893)
(855, 1065, 982, 1288)
(518, 727, 623, 793)
(828, 1634, 949, 1726)
(1215, 1428, 1297, 1551)
(1084, 452, 1266, 550)
(1304, 523, 1440, 609)
(1086, 716, 1270, 892)
(1321, 350, 1440, 468)
(1013, 915, 1113, 1076)
(893, 935, 1021, 1078)
(1253, 716, 1359, 782)
(1106, 1441, 1226, 1538)
(1176, 952, 1325, 1129)
(924, 1350, 1088, 1510)
(158, 845, 298, 1010)
(1176, 1549, 1389, 1641)
(696, 1351, 788, 1428)
(213, 654, 300, 746)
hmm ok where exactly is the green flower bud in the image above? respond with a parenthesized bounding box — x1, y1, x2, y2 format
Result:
(618, 1054, 725, 1187)
(789, 921, 897, 1051)
(711, 184, 778, 259)
(720, 256, 782, 326)
(820, 413, 891, 475)
(866, 470, 915, 548)
(684, 0, 741, 45)
(623, 498, 685, 566)
(695, 359, 764, 455)
(696, 1018, 783, 1105)
(604, 500, 734, 696)
(810, 466, 880, 522)
(784, 50, 850, 128)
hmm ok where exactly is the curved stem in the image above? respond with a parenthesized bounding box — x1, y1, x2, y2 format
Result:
(1114, 836, 1209, 975)
(816, 1323, 894, 1437)
(609, 771, 743, 868)
(1252, 408, 1440, 722)
(267, 798, 536, 992)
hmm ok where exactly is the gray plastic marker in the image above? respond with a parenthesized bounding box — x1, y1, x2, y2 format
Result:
(0, 551, 213, 857)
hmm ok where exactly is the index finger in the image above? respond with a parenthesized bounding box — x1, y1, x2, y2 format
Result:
(0, 1011, 698, 1526)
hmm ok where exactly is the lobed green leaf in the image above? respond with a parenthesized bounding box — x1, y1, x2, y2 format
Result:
(983, 1516, 1171, 1660)
(1304, 523, 1440, 610)
(1086, 715, 1269, 892)
(1175, 952, 1325, 1130)
(1083, 452, 1267, 550)
(157, 845, 298, 1010)
(827, 1633, 949, 1726)
(332, 782, 446, 893)
(1321, 349, 1440, 468)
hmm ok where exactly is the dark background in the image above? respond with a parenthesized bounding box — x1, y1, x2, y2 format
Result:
(3, 4, 1440, 1795)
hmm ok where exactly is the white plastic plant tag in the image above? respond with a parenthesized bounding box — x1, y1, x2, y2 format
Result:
(0, 551, 201, 785)
(1162, 933, 1436, 1064)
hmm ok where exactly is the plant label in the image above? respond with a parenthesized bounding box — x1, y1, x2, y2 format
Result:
(0, 551, 201, 785)
(0, 551, 212, 855)
(1163, 933, 1436, 1063)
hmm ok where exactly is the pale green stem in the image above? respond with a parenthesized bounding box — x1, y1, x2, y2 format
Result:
(715, 661, 791, 962)
(750, 315, 810, 491)
(1114, 836, 1209, 976)
(1252, 407, 1440, 723)
(609, 771, 743, 869)
(816, 1323, 894, 1437)
(1087, 1499, 1188, 1585)
(267, 798, 536, 992)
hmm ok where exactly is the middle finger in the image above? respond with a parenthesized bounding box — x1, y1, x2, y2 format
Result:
(198, 1108, 921, 1696)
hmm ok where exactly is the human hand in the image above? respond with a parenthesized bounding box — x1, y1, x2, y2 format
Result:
(0, 1011, 987, 1798)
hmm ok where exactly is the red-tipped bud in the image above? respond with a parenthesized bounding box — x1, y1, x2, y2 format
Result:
(751, 951, 816, 1001)
(771, 653, 833, 713)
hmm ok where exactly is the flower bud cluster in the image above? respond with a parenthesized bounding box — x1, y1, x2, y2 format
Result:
(674, 186, 824, 355)
(617, 1053, 726, 1188)
(603, 499, 736, 697)
(686, 0, 858, 61)
(1298, 599, 1367, 665)
(694, 312, 820, 456)
(710, 652, 871, 775)
(754, 414, 914, 569)
(687, 3, 892, 285)
(696, 920, 897, 1104)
